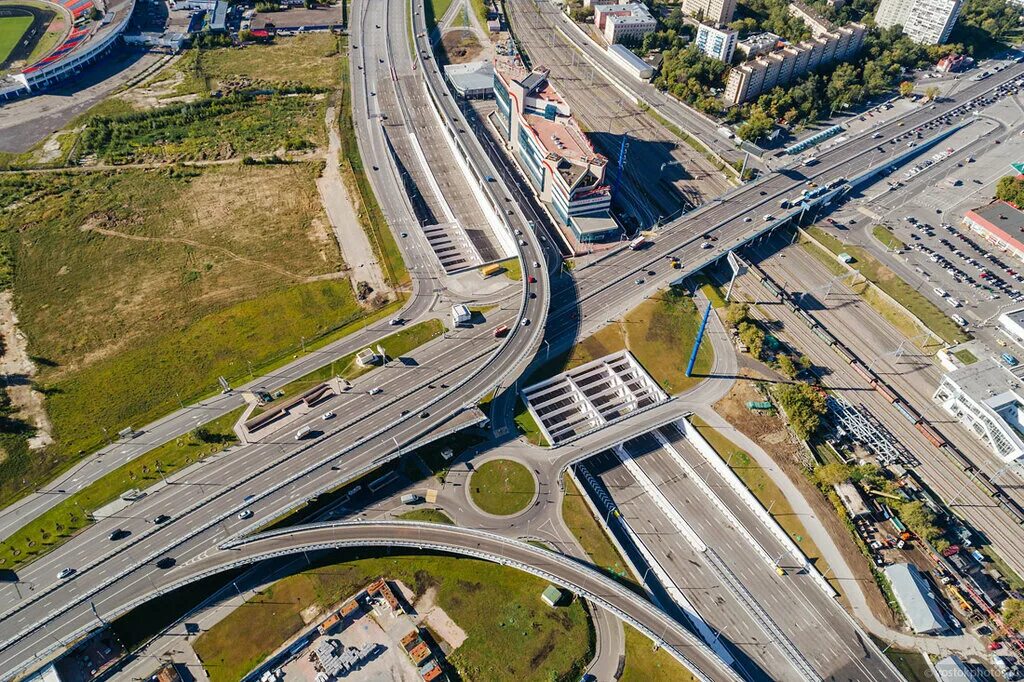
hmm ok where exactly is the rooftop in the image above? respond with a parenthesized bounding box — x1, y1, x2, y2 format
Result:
(883, 563, 948, 634)
(966, 200, 1024, 248)
(738, 31, 782, 48)
(444, 60, 494, 93)
(524, 113, 600, 168)
(593, 2, 654, 21)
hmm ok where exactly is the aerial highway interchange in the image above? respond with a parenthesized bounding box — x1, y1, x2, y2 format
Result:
(4, 0, 1024, 680)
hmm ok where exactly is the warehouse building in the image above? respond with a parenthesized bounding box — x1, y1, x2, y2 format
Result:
(934, 358, 1024, 463)
(963, 200, 1024, 264)
(444, 61, 495, 98)
(883, 563, 948, 634)
(493, 57, 618, 242)
(607, 43, 654, 79)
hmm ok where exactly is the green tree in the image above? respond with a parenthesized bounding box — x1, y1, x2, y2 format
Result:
(899, 81, 915, 97)
(1003, 598, 1024, 631)
(738, 321, 765, 358)
(777, 354, 798, 379)
(815, 462, 853, 487)
(725, 302, 750, 327)
(996, 175, 1024, 207)
(896, 500, 941, 542)
(924, 85, 941, 101)
(737, 106, 774, 142)
(773, 383, 826, 440)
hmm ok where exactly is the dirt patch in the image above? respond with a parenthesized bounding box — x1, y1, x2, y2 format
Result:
(119, 61, 202, 109)
(34, 133, 65, 164)
(441, 29, 482, 64)
(299, 602, 322, 624)
(0, 292, 53, 449)
(714, 380, 898, 627)
(411, 585, 468, 650)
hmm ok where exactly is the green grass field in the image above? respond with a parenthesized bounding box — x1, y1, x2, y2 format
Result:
(193, 553, 593, 682)
(469, 459, 535, 515)
(0, 15, 32, 65)
(0, 163, 403, 509)
(396, 508, 454, 524)
(621, 625, 700, 682)
(561, 474, 640, 592)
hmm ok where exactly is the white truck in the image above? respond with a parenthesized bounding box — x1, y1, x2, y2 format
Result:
(451, 304, 472, 326)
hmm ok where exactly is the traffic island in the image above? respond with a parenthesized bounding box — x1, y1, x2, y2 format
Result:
(468, 458, 536, 516)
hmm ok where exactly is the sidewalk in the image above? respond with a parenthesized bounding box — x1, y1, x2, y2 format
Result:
(692, 405, 987, 658)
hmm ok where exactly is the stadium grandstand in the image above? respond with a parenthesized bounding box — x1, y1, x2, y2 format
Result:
(0, 0, 137, 101)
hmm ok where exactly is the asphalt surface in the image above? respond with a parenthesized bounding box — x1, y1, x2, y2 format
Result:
(4, 28, 1024, 682)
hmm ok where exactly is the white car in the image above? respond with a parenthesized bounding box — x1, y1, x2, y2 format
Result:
(321, 411, 335, 420)
(701, 241, 712, 249)
(521, 318, 530, 326)
(369, 387, 383, 395)
(238, 509, 253, 520)
(763, 214, 774, 221)
(57, 568, 74, 580)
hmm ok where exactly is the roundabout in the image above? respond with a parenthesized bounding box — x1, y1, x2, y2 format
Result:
(468, 458, 537, 516)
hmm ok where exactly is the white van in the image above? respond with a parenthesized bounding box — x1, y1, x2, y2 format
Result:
(295, 426, 312, 440)
(951, 314, 967, 327)
(933, 287, 948, 297)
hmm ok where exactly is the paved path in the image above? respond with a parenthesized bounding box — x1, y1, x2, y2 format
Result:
(692, 406, 987, 658)
(316, 104, 391, 296)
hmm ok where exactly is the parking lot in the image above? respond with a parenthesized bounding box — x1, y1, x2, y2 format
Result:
(808, 65, 1024, 358)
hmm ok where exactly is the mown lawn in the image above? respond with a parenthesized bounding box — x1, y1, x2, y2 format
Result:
(469, 458, 535, 515)
(620, 624, 700, 682)
(193, 553, 593, 682)
(804, 226, 967, 346)
(0, 407, 243, 569)
(871, 225, 906, 251)
(396, 508, 454, 524)
(0, 15, 32, 64)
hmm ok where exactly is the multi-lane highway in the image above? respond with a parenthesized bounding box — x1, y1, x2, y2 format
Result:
(5, 13, 1024, 680)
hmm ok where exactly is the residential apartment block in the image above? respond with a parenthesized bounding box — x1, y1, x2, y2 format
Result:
(875, 0, 962, 44)
(593, 3, 657, 44)
(492, 58, 618, 242)
(681, 0, 736, 26)
(724, 22, 867, 105)
(695, 23, 738, 62)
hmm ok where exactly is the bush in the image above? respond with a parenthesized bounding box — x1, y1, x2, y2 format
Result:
(996, 176, 1024, 208)
(773, 382, 826, 440)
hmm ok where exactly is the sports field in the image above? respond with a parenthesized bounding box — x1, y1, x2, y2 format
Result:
(0, 14, 32, 65)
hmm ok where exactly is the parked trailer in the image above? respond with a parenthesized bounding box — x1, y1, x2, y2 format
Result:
(834, 344, 853, 364)
(916, 422, 945, 448)
(813, 327, 835, 345)
(480, 263, 502, 277)
(762, 278, 782, 298)
(874, 382, 899, 404)
(797, 310, 817, 328)
(941, 443, 976, 472)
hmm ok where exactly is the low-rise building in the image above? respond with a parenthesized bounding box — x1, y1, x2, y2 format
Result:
(493, 57, 617, 242)
(608, 43, 655, 79)
(736, 31, 781, 58)
(934, 655, 977, 681)
(937, 52, 972, 72)
(1000, 307, 1024, 348)
(444, 61, 495, 98)
(724, 22, 866, 105)
(883, 563, 948, 634)
(834, 482, 870, 518)
(593, 3, 657, 44)
(934, 358, 1024, 463)
(963, 201, 1024, 263)
(695, 23, 737, 62)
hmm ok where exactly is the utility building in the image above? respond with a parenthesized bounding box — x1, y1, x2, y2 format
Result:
(883, 563, 948, 634)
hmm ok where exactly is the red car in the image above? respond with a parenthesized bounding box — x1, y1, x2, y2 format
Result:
(528, 275, 537, 283)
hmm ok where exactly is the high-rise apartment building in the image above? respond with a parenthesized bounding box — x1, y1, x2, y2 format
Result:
(875, 0, 962, 44)
(681, 0, 737, 26)
(695, 23, 738, 62)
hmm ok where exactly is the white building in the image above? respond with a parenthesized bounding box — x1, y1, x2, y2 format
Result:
(695, 23, 737, 62)
(934, 358, 1024, 463)
(875, 0, 962, 44)
(682, 0, 736, 25)
(608, 43, 655, 79)
(1000, 308, 1024, 349)
(593, 3, 657, 44)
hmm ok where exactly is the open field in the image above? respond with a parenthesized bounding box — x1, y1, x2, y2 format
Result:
(803, 227, 966, 346)
(0, 15, 31, 65)
(193, 553, 593, 682)
(621, 624, 699, 682)
(0, 163, 400, 506)
(0, 407, 243, 569)
(561, 474, 640, 592)
(469, 458, 535, 515)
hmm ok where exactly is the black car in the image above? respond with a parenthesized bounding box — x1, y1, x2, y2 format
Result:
(155, 557, 176, 569)
(420, 411, 429, 418)
(108, 529, 129, 541)
(153, 514, 170, 524)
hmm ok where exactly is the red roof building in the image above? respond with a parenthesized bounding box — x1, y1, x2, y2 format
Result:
(963, 201, 1024, 262)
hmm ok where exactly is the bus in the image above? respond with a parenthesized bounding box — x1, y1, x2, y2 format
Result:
(628, 235, 647, 250)
(480, 263, 502, 278)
